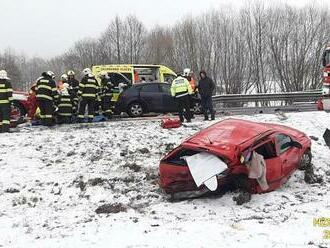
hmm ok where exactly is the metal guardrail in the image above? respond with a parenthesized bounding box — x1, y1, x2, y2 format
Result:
(212, 90, 322, 104)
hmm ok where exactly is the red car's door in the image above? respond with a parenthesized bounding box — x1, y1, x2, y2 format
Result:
(275, 133, 301, 176)
(253, 140, 283, 182)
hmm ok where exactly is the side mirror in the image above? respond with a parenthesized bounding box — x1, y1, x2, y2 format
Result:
(291, 141, 302, 149)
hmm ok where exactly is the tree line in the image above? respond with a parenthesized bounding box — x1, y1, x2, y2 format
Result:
(0, 3, 329, 93)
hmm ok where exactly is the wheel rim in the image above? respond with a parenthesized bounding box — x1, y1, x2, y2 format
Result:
(301, 153, 311, 167)
(131, 104, 143, 116)
(194, 103, 202, 113)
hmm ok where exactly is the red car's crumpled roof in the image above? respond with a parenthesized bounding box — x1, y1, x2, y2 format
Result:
(186, 118, 272, 147)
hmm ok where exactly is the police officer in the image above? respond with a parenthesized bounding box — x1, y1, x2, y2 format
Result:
(36, 71, 58, 126)
(77, 68, 99, 123)
(170, 73, 193, 123)
(99, 71, 114, 119)
(67, 70, 79, 114)
(0, 70, 13, 133)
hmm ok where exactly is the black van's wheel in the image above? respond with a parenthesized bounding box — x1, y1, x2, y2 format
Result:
(299, 150, 312, 170)
(193, 101, 202, 114)
(127, 102, 144, 117)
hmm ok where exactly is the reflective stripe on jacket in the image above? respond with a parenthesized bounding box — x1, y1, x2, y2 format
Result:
(0, 79, 13, 104)
(170, 76, 193, 98)
(78, 76, 99, 99)
(57, 94, 73, 116)
(36, 77, 58, 101)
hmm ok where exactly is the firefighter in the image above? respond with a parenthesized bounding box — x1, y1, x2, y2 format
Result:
(57, 73, 68, 90)
(77, 68, 99, 123)
(36, 71, 58, 126)
(170, 73, 193, 123)
(99, 71, 114, 119)
(67, 70, 79, 114)
(0, 70, 13, 133)
(56, 83, 73, 124)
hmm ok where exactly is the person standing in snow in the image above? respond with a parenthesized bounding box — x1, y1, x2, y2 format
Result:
(67, 70, 79, 115)
(170, 73, 193, 123)
(56, 83, 74, 124)
(77, 68, 99, 123)
(36, 71, 58, 126)
(99, 71, 114, 119)
(0, 70, 13, 133)
(197, 70, 215, 121)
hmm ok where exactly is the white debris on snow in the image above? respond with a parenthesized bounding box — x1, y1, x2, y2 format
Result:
(0, 112, 329, 248)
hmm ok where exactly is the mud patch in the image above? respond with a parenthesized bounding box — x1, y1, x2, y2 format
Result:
(95, 203, 127, 214)
(123, 162, 142, 172)
(88, 177, 107, 186)
(5, 187, 20, 193)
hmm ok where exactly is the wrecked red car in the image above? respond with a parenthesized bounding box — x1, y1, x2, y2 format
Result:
(10, 84, 38, 125)
(159, 119, 312, 199)
(11, 91, 30, 120)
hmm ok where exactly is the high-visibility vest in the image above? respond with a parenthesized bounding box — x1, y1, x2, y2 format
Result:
(170, 76, 193, 98)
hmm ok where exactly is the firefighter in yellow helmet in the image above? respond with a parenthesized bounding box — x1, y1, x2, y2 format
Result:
(0, 70, 13, 133)
(170, 73, 193, 123)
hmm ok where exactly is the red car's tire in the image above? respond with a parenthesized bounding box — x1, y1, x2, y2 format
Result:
(298, 149, 312, 170)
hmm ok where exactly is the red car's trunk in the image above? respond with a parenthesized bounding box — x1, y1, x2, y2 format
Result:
(159, 146, 234, 194)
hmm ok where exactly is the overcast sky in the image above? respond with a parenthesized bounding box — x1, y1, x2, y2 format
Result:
(0, 0, 325, 58)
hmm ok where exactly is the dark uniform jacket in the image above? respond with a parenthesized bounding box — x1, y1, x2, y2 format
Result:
(0, 79, 13, 104)
(198, 73, 215, 97)
(78, 75, 99, 99)
(36, 74, 58, 101)
(68, 78, 79, 94)
(101, 78, 113, 97)
(57, 94, 74, 116)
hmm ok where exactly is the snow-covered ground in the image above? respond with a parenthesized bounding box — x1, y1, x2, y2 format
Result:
(0, 111, 329, 248)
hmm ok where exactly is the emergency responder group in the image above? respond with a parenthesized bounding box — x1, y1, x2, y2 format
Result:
(0, 67, 216, 132)
(33, 68, 115, 126)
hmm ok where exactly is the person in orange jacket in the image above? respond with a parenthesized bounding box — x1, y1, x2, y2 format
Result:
(27, 82, 38, 120)
(183, 68, 197, 93)
(134, 70, 139, 83)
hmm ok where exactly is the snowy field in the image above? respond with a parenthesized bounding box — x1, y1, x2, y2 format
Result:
(0, 111, 329, 248)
